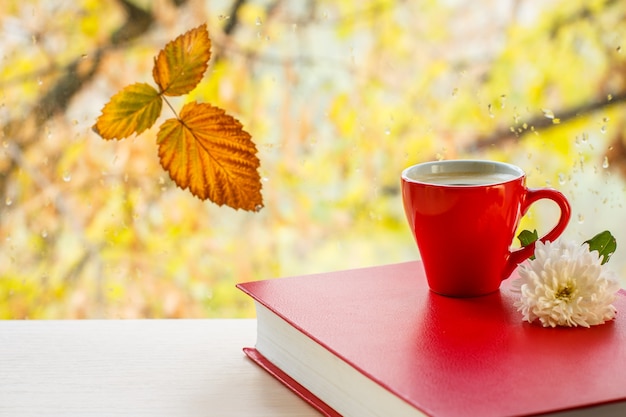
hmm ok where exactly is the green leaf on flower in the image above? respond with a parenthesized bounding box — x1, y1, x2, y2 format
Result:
(584, 230, 617, 265)
(518, 229, 539, 260)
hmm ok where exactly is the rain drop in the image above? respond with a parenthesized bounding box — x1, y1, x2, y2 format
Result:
(558, 173, 566, 185)
(602, 156, 609, 169)
(601, 125, 607, 134)
(542, 109, 555, 119)
(255, 17, 262, 25)
(62, 171, 71, 182)
(384, 127, 391, 135)
(255, 204, 264, 212)
(451, 88, 458, 97)
(499, 94, 507, 109)
(41, 230, 48, 239)
(487, 103, 494, 118)
(577, 214, 585, 224)
(5, 197, 12, 206)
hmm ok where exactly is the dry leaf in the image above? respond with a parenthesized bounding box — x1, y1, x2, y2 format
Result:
(156, 102, 262, 210)
(152, 24, 211, 97)
(93, 82, 162, 140)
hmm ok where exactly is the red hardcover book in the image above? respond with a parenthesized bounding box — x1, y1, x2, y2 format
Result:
(237, 261, 626, 417)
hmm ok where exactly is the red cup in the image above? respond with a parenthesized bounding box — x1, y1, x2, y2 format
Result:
(401, 160, 571, 297)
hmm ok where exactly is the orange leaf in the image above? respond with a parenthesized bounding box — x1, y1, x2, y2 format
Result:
(156, 102, 263, 210)
(93, 83, 162, 140)
(152, 24, 211, 97)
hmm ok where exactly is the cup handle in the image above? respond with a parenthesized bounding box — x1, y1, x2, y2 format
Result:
(503, 188, 571, 280)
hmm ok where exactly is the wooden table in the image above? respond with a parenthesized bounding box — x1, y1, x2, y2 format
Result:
(0, 319, 320, 417)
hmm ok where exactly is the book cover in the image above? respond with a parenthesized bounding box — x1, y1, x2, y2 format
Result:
(237, 261, 626, 417)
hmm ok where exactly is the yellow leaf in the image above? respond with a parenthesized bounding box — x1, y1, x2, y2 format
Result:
(156, 102, 263, 210)
(152, 24, 211, 97)
(93, 82, 162, 140)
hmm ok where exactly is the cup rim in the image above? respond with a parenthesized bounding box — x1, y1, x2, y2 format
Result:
(401, 159, 525, 187)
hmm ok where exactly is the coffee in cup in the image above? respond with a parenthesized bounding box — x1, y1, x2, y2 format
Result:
(401, 160, 571, 297)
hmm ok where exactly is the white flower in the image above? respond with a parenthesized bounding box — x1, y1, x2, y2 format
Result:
(512, 239, 620, 328)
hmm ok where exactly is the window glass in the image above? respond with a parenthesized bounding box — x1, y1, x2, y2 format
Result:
(1, 0, 624, 318)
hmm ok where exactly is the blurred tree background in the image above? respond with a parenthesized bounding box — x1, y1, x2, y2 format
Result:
(1, 0, 625, 319)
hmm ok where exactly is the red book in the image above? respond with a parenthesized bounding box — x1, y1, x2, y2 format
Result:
(237, 261, 626, 417)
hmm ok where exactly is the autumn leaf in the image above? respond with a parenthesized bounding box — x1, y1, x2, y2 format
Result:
(156, 102, 262, 210)
(152, 24, 211, 97)
(93, 82, 162, 140)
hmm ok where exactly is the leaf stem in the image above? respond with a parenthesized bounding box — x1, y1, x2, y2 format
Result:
(163, 96, 179, 119)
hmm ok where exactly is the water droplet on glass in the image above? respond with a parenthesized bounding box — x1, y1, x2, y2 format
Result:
(542, 109, 555, 119)
(603, 156, 609, 169)
(384, 127, 391, 135)
(608, 94, 613, 101)
(581, 132, 589, 143)
(617, 46, 622, 53)
(500, 94, 507, 109)
(255, 204, 264, 212)
(451, 88, 458, 97)
(41, 230, 48, 238)
(255, 17, 262, 25)
(601, 125, 607, 134)
(218, 14, 230, 21)
(5, 197, 12, 206)
(62, 171, 71, 182)
(577, 214, 584, 224)
(487, 104, 494, 118)
(37, 78, 43, 86)
(558, 173, 566, 185)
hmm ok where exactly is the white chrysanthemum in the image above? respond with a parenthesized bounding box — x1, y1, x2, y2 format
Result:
(512, 239, 620, 328)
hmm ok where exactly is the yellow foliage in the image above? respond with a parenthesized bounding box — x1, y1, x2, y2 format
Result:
(2, 0, 626, 319)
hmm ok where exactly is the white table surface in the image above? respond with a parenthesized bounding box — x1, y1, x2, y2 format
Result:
(0, 319, 320, 417)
